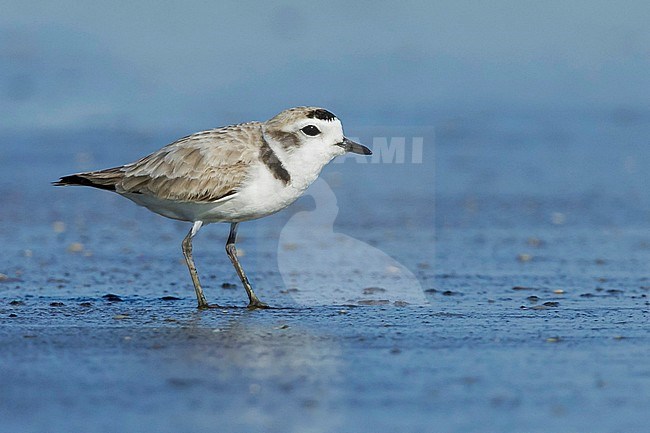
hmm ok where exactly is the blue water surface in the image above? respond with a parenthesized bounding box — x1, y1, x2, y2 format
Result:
(1, 2, 650, 433)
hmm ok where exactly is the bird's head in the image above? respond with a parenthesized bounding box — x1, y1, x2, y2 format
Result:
(262, 107, 372, 161)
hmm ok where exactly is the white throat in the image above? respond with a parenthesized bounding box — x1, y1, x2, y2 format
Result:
(262, 131, 343, 193)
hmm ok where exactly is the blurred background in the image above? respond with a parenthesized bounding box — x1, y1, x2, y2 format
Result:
(2, 0, 650, 300)
(2, 1, 649, 129)
(2, 2, 650, 433)
(2, 0, 649, 253)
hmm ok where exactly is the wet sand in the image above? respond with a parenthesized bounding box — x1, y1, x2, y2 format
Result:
(1, 113, 650, 432)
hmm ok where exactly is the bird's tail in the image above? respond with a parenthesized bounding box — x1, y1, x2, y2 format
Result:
(52, 167, 124, 192)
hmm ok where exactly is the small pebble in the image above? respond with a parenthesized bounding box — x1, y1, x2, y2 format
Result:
(526, 237, 543, 247)
(363, 287, 386, 295)
(52, 221, 66, 233)
(221, 282, 237, 290)
(67, 242, 84, 253)
(512, 286, 535, 291)
(357, 299, 390, 306)
(102, 294, 123, 302)
(606, 289, 623, 295)
(9, 300, 24, 306)
(386, 265, 400, 274)
(280, 288, 299, 294)
(553, 289, 565, 294)
(551, 212, 566, 225)
(50, 302, 65, 307)
(517, 253, 533, 262)
(161, 296, 181, 301)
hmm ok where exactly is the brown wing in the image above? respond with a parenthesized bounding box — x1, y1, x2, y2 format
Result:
(117, 123, 262, 202)
(55, 122, 263, 203)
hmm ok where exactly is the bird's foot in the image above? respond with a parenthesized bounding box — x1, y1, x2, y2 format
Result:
(197, 303, 224, 310)
(247, 299, 270, 310)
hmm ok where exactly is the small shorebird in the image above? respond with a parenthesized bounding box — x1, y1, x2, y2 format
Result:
(54, 107, 371, 309)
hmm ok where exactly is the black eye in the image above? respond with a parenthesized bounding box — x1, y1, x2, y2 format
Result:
(301, 125, 321, 136)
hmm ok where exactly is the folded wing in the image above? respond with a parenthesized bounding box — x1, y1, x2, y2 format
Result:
(54, 123, 262, 203)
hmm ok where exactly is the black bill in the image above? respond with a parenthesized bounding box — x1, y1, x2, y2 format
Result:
(337, 137, 372, 155)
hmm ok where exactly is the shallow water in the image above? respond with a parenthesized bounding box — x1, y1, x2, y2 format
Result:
(1, 111, 650, 432)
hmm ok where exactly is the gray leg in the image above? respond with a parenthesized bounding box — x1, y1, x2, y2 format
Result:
(182, 221, 210, 309)
(225, 222, 268, 309)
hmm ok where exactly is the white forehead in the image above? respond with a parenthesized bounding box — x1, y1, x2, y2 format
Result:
(265, 107, 345, 138)
(294, 116, 343, 134)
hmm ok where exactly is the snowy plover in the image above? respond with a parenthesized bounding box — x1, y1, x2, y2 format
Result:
(54, 107, 372, 309)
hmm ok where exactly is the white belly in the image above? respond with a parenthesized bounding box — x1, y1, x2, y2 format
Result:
(122, 164, 310, 223)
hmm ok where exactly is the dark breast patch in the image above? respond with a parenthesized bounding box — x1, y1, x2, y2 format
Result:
(259, 136, 291, 184)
